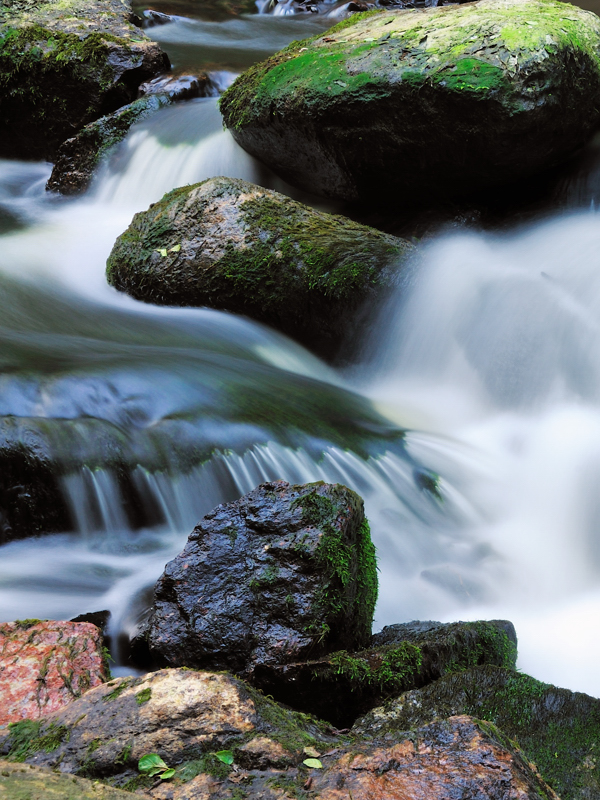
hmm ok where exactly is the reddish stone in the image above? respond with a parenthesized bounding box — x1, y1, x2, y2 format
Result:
(0, 620, 109, 726)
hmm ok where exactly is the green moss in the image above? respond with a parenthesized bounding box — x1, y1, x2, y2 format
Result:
(134, 687, 152, 705)
(6, 720, 70, 762)
(176, 753, 232, 781)
(291, 485, 377, 646)
(437, 58, 506, 93)
(325, 642, 423, 695)
(103, 680, 130, 702)
(13, 618, 43, 629)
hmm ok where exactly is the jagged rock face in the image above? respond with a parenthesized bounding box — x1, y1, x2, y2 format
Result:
(140, 481, 378, 676)
(106, 176, 414, 359)
(353, 664, 600, 800)
(0, 620, 109, 725)
(220, 0, 600, 203)
(253, 619, 518, 726)
(0, 0, 170, 160)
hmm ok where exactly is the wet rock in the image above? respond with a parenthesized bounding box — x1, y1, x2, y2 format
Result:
(0, 619, 109, 726)
(353, 664, 600, 800)
(46, 95, 171, 196)
(309, 715, 559, 800)
(0, 416, 71, 542)
(253, 619, 518, 726)
(142, 9, 174, 26)
(140, 480, 378, 676)
(106, 176, 414, 359)
(220, 0, 600, 203)
(0, 667, 336, 787)
(0, 760, 147, 800)
(138, 73, 212, 100)
(0, 0, 170, 161)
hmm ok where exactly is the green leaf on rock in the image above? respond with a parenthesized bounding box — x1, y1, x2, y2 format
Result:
(155, 249, 168, 257)
(303, 758, 323, 769)
(215, 750, 234, 765)
(160, 769, 176, 780)
(138, 753, 167, 774)
(169, 244, 181, 252)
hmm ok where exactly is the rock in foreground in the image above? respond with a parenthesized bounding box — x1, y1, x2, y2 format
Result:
(354, 664, 600, 800)
(106, 176, 413, 359)
(140, 481, 377, 676)
(0, 619, 109, 725)
(0, 760, 143, 800)
(254, 619, 517, 726)
(220, 0, 600, 202)
(0, 0, 169, 160)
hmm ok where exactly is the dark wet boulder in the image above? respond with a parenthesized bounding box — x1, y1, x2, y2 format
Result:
(106, 176, 414, 359)
(220, 0, 600, 203)
(0, 0, 170, 161)
(139, 480, 378, 676)
(354, 664, 600, 800)
(253, 619, 517, 727)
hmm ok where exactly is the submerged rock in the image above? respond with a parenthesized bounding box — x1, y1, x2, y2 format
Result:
(0, 619, 109, 726)
(47, 74, 217, 196)
(254, 619, 518, 726)
(0, 0, 170, 160)
(46, 95, 171, 195)
(220, 0, 600, 203)
(106, 176, 413, 359)
(354, 664, 600, 800)
(0, 761, 143, 800)
(139, 481, 378, 676)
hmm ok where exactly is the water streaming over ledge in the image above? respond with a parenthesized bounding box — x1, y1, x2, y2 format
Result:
(2, 5, 600, 698)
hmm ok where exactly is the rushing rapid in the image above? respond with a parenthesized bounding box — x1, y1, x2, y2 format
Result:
(2, 1, 600, 697)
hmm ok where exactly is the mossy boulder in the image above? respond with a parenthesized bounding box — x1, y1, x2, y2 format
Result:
(0, 760, 145, 800)
(106, 176, 414, 360)
(0, 0, 170, 160)
(253, 619, 518, 727)
(353, 664, 600, 800)
(220, 0, 600, 202)
(139, 480, 378, 677)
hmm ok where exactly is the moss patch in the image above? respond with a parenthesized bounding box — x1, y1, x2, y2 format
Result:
(5, 720, 70, 762)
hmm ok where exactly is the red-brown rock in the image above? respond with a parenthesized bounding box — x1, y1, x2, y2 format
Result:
(0, 619, 109, 725)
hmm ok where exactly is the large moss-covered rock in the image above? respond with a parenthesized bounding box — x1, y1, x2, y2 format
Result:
(354, 665, 600, 800)
(0, 0, 170, 160)
(141, 480, 378, 676)
(253, 619, 517, 726)
(220, 0, 600, 202)
(0, 761, 146, 800)
(106, 176, 413, 359)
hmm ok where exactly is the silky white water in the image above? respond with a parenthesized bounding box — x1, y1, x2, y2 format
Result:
(1, 12, 600, 699)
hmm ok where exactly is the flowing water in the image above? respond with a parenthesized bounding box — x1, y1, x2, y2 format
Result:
(2, 1, 600, 694)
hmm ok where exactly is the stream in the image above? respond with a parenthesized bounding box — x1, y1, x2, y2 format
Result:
(1, 0, 600, 695)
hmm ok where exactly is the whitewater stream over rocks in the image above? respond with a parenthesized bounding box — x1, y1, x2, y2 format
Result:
(2, 0, 600, 695)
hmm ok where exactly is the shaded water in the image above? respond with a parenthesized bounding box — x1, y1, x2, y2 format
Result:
(2, 0, 600, 697)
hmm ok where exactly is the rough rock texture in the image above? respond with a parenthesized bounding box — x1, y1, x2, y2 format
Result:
(354, 664, 600, 800)
(253, 619, 518, 726)
(0, 760, 147, 799)
(0, 620, 109, 726)
(47, 74, 215, 195)
(220, 0, 600, 202)
(0, 668, 336, 789)
(139, 481, 377, 676)
(106, 176, 413, 358)
(0, 0, 170, 160)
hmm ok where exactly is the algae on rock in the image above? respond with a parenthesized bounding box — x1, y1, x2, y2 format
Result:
(220, 0, 600, 202)
(106, 176, 414, 359)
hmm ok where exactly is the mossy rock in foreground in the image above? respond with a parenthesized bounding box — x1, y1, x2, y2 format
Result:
(0, 760, 141, 800)
(353, 664, 600, 800)
(220, 0, 600, 203)
(0, 0, 169, 160)
(253, 619, 517, 727)
(142, 480, 378, 675)
(106, 176, 414, 360)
